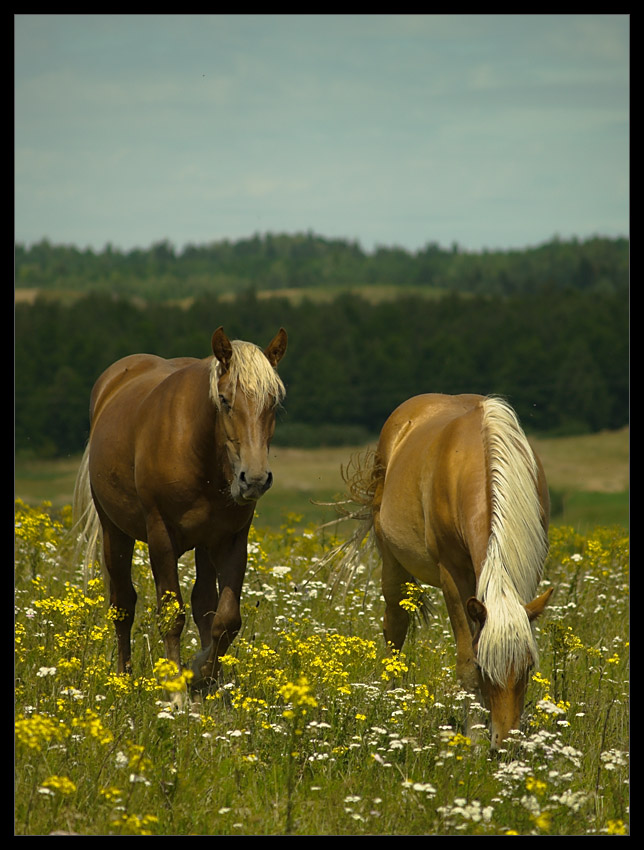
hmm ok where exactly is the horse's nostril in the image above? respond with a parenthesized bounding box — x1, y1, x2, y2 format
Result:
(238, 470, 272, 494)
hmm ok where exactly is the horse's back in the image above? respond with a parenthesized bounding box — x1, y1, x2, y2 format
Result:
(374, 394, 490, 583)
(377, 393, 485, 468)
(87, 354, 208, 538)
(90, 354, 200, 424)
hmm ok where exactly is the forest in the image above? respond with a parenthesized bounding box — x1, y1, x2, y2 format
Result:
(15, 234, 629, 458)
(16, 232, 628, 299)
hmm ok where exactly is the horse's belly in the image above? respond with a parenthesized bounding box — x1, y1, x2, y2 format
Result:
(90, 463, 148, 540)
(88, 415, 148, 540)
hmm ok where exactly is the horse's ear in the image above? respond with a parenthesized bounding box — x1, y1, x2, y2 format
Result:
(264, 328, 287, 368)
(525, 586, 554, 622)
(212, 327, 233, 372)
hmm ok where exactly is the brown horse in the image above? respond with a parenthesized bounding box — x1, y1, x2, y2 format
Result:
(73, 327, 287, 691)
(330, 394, 552, 750)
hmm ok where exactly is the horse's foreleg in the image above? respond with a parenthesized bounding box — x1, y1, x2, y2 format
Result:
(191, 533, 247, 687)
(100, 514, 136, 674)
(439, 562, 478, 691)
(192, 546, 219, 649)
(438, 562, 486, 739)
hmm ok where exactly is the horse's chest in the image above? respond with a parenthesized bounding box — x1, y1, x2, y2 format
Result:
(172, 494, 251, 550)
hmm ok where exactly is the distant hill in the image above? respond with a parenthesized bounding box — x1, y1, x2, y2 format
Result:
(15, 232, 629, 303)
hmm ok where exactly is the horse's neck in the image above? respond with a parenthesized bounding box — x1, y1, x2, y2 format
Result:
(178, 367, 226, 466)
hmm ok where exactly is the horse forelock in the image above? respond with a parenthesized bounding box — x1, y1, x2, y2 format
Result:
(209, 339, 286, 410)
(475, 396, 549, 686)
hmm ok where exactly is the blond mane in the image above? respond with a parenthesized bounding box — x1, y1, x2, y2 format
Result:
(476, 396, 549, 685)
(209, 339, 286, 410)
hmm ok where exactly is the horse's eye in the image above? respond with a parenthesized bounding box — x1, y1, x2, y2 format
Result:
(219, 395, 231, 410)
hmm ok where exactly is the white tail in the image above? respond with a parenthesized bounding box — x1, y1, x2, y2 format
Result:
(71, 444, 102, 590)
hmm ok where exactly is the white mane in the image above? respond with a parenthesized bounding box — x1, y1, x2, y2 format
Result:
(209, 339, 286, 410)
(476, 397, 549, 686)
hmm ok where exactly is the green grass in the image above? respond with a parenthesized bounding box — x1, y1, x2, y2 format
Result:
(14, 426, 630, 532)
(550, 490, 629, 533)
(15, 501, 629, 836)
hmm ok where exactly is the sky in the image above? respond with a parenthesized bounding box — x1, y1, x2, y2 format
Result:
(14, 13, 629, 256)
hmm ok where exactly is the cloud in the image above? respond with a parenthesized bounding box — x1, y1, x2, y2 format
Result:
(14, 14, 629, 253)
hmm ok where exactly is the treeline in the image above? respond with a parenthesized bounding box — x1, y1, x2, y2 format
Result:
(15, 287, 628, 458)
(15, 233, 629, 301)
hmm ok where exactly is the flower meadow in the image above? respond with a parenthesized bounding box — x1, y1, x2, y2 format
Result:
(15, 500, 629, 835)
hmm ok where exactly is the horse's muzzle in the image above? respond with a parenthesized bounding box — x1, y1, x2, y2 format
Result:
(236, 470, 273, 502)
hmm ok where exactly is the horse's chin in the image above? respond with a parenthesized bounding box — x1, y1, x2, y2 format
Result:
(229, 487, 258, 507)
(229, 478, 267, 505)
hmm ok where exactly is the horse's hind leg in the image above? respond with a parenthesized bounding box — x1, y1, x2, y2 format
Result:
(146, 514, 186, 671)
(381, 547, 413, 651)
(99, 512, 136, 674)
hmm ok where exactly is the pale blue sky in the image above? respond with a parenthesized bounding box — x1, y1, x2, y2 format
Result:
(14, 14, 629, 254)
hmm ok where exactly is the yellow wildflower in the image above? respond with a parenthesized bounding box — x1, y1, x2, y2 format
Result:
(532, 811, 551, 832)
(15, 713, 69, 751)
(381, 650, 409, 682)
(110, 813, 159, 836)
(605, 819, 628, 835)
(153, 658, 194, 693)
(39, 775, 76, 796)
(526, 776, 547, 795)
(279, 676, 318, 718)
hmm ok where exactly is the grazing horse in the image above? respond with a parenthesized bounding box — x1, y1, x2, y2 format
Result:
(332, 394, 552, 750)
(73, 327, 287, 690)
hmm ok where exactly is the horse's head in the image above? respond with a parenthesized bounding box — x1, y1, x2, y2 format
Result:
(467, 587, 553, 750)
(211, 327, 287, 505)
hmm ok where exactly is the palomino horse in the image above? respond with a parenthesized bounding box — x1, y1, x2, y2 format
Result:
(333, 394, 552, 750)
(73, 327, 287, 690)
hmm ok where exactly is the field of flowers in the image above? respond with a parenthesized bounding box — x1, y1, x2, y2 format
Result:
(15, 499, 629, 836)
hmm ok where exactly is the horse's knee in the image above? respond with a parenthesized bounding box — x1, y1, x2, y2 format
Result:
(156, 589, 186, 639)
(212, 607, 242, 644)
(109, 587, 136, 640)
(209, 586, 240, 642)
(456, 657, 480, 694)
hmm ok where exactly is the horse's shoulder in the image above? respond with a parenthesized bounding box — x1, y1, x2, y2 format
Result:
(97, 353, 166, 381)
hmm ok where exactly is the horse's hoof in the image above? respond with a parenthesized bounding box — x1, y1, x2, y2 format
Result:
(189, 690, 203, 706)
(189, 647, 218, 688)
(190, 674, 218, 694)
(169, 690, 185, 710)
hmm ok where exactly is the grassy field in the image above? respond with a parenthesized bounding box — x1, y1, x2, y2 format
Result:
(16, 283, 454, 309)
(14, 428, 629, 835)
(14, 500, 629, 835)
(15, 427, 629, 532)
